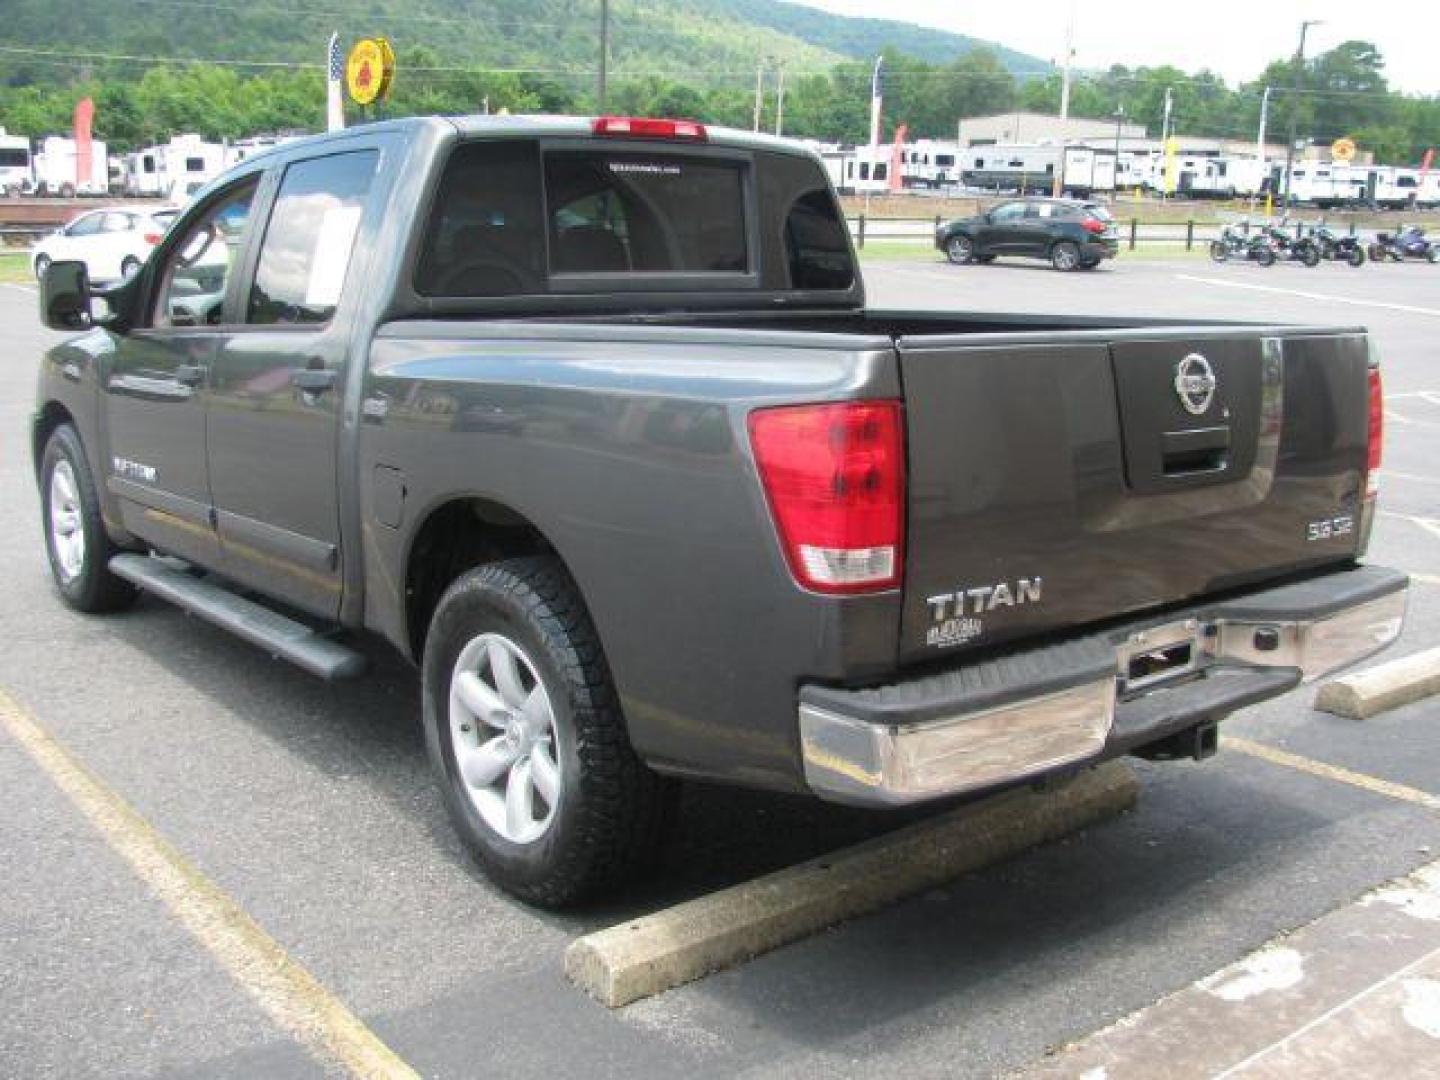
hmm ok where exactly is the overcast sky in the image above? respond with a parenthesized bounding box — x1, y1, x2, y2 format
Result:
(790, 1, 1440, 95)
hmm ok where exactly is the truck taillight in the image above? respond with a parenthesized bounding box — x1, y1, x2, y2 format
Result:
(748, 401, 905, 594)
(143, 232, 162, 245)
(1081, 216, 1106, 235)
(592, 116, 708, 141)
(1367, 366, 1383, 498)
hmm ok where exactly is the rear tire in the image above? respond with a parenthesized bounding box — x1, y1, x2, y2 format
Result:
(1050, 240, 1081, 271)
(1428, 248, 1440, 264)
(1209, 241, 1228, 262)
(944, 235, 975, 265)
(422, 557, 672, 908)
(1255, 248, 1276, 267)
(40, 424, 138, 614)
(1300, 245, 1321, 268)
(1347, 247, 1366, 267)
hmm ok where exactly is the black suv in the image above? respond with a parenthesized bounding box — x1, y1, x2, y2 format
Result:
(936, 197, 1119, 271)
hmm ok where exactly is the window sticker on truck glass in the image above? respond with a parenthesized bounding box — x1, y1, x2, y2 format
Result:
(544, 152, 748, 275)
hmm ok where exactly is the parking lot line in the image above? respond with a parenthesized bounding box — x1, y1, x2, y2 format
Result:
(1380, 511, 1440, 542)
(0, 687, 418, 1080)
(1226, 736, 1440, 811)
(1175, 275, 1440, 318)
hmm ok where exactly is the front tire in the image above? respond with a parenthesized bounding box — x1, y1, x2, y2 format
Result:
(1255, 248, 1276, 267)
(1347, 247, 1366, 267)
(40, 424, 138, 613)
(1300, 245, 1321, 268)
(1209, 241, 1228, 262)
(944, 235, 975, 264)
(422, 557, 671, 907)
(1051, 240, 1081, 271)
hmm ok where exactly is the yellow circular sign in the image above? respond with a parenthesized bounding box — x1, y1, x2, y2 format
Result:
(346, 38, 395, 106)
(1331, 137, 1357, 163)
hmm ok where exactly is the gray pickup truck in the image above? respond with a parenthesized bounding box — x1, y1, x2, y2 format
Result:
(33, 115, 1407, 906)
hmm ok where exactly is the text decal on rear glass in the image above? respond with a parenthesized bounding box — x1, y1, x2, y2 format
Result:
(607, 162, 681, 176)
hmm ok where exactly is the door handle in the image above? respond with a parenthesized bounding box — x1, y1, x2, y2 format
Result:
(174, 364, 205, 387)
(293, 369, 338, 393)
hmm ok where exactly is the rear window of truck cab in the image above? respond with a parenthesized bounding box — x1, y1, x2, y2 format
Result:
(414, 137, 852, 296)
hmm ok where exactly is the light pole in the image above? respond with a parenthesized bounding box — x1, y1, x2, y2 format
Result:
(597, 0, 609, 112)
(1113, 105, 1124, 197)
(1281, 19, 1323, 210)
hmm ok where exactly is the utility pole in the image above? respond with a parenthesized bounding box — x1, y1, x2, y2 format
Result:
(1281, 20, 1322, 210)
(774, 63, 786, 137)
(752, 60, 765, 132)
(597, 0, 609, 112)
(1159, 86, 1173, 200)
(1052, 2, 1075, 197)
(1113, 105, 1124, 196)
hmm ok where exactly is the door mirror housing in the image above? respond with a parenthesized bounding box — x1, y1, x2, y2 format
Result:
(39, 260, 135, 333)
(40, 260, 94, 331)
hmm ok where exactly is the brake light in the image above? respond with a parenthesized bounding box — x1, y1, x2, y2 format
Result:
(143, 232, 162, 245)
(1367, 366, 1383, 497)
(592, 116, 708, 141)
(1081, 216, 1107, 235)
(748, 401, 905, 594)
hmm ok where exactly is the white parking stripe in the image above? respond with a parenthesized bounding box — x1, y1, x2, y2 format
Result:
(1381, 511, 1440, 542)
(1387, 470, 1440, 486)
(1421, 392, 1440, 409)
(1177, 274, 1440, 318)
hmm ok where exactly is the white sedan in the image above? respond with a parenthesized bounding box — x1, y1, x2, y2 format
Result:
(31, 207, 177, 285)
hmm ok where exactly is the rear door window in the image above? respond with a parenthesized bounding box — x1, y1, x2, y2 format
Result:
(247, 150, 377, 325)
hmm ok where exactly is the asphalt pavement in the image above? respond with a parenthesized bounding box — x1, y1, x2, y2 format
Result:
(2, 254, 1439, 1078)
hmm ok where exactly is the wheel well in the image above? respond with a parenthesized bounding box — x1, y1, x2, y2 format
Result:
(32, 401, 75, 479)
(404, 497, 557, 660)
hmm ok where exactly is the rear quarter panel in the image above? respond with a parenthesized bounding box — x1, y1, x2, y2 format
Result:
(358, 323, 902, 790)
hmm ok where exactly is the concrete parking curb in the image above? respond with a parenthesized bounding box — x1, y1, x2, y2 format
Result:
(565, 761, 1139, 1008)
(1315, 646, 1440, 720)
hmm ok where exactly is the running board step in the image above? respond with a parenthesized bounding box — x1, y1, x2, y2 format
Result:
(109, 554, 367, 680)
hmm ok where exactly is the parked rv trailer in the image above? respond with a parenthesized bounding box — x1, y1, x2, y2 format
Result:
(123, 134, 228, 199)
(961, 145, 1060, 194)
(1060, 147, 1116, 196)
(32, 136, 108, 196)
(900, 140, 960, 188)
(0, 129, 32, 196)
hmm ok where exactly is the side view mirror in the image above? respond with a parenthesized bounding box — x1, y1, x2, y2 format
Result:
(39, 260, 131, 333)
(40, 260, 94, 331)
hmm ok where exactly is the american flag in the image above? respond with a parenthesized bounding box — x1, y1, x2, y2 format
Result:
(326, 32, 345, 132)
(328, 34, 344, 84)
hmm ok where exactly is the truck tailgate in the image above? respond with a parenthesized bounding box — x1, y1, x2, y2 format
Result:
(898, 329, 1372, 664)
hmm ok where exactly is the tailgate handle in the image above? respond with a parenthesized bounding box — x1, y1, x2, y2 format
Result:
(1162, 426, 1230, 476)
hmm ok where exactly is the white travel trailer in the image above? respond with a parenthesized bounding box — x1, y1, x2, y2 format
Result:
(1164, 156, 1267, 199)
(0, 128, 32, 195)
(224, 133, 305, 167)
(1060, 147, 1116, 196)
(125, 134, 228, 198)
(900, 140, 961, 189)
(961, 144, 1061, 194)
(32, 135, 109, 196)
(834, 144, 896, 195)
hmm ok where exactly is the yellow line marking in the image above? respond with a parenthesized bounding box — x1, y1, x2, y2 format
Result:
(0, 687, 417, 1080)
(1226, 735, 1440, 812)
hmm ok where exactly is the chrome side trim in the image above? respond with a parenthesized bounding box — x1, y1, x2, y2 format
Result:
(799, 679, 1115, 807)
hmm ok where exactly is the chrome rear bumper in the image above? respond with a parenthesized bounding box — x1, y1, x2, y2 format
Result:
(799, 566, 1407, 807)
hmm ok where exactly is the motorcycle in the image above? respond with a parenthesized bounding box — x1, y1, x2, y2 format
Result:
(1309, 226, 1366, 267)
(1368, 225, 1440, 263)
(1263, 225, 1321, 267)
(1209, 224, 1277, 267)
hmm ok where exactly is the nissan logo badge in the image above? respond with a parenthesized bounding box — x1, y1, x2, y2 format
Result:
(1175, 353, 1218, 416)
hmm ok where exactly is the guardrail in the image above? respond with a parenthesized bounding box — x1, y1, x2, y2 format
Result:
(846, 216, 1375, 250)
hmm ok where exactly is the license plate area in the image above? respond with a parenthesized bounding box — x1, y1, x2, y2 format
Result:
(1116, 619, 1202, 696)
